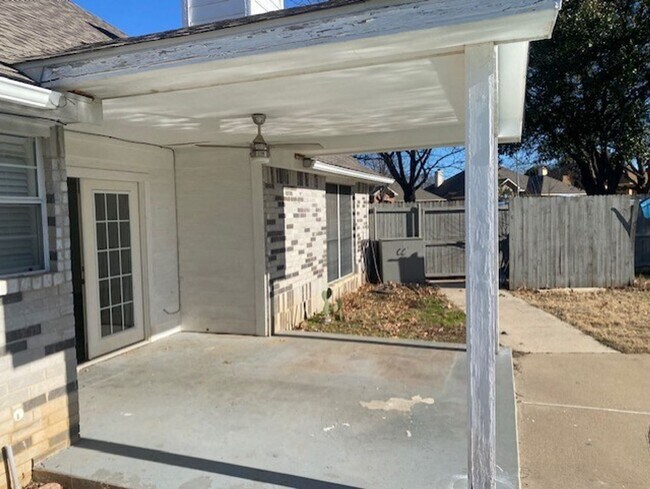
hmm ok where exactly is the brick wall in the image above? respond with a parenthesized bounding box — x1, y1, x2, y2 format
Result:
(263, 166, 370, 332)
(0, 125, 78, 488)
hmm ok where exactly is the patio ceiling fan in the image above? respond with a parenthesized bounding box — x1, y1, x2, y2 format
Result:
(189, 114, 323, 156)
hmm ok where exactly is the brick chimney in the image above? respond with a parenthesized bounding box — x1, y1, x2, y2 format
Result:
(182, 0, 284, 27)
(561, 174, 572, 185)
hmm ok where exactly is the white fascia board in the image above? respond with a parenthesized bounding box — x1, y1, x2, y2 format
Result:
(311, 159, 394, 185)
(16, 0, 560, 91)
(0, 77, 62, 109)
(497, 41, 529, 142)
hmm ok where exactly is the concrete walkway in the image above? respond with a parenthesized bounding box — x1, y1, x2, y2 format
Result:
(439, 281, 648, 488)
(515, 354, 650, 489)
(438, 282, 615, 353)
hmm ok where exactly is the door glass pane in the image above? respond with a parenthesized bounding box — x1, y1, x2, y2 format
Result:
(106, 194, 118, 220)
(109, 250, 120, 276)
(98, 251, 108, 278)
(94, 191, 136, 337)
(121, 250, 131, 274)
(94, 194, 105, 221)
(123, 303, 134, 328)
(100, 309, 111, 337)
(96, 223, 107, 250)
(118, 194, 129, 220)
(107, 222, 119, 249)
(119, 222, 130, 247)
(99, 279, 110, 308)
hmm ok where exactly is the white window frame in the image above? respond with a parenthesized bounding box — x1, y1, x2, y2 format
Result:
(326, 183, 355, 284)
(0, 134, 49, 277)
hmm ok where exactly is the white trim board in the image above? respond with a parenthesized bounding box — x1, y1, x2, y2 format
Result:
(17, 0, 559, 95)
(77, 326, 182, 371)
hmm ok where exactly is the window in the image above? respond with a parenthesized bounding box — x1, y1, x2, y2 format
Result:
(0, 134, 46, 276)
(326, 183, 353, 282)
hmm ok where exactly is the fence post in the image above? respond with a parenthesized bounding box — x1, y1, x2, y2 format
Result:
(373, 206, 378, 240)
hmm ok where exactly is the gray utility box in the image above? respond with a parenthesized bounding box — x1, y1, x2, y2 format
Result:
(379, 237, 426, 284)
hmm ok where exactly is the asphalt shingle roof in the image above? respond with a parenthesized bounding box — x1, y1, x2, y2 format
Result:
(317, 154, 384, 177)
(0, 0, 125, 82)
(11, 0, 371, 62)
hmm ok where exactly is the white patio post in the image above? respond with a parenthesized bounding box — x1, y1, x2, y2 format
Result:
(464, 42, 499, 489)
(250, 159, 270, 336)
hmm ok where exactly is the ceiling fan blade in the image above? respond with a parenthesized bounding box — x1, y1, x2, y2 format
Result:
(195, 143, 249, 149)
(272, 143, 324, 149)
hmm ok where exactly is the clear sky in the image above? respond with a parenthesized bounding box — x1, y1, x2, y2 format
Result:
(75, 1, 183, 35)
(75, 0, 307, 35)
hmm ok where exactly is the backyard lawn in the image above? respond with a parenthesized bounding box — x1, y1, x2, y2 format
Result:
(514, 276, 650, 353)
(297, 283, 466, 343)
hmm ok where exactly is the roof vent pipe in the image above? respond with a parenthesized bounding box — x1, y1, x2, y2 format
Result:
(182, 0, 284, 27)
(434, 170, 445, 187)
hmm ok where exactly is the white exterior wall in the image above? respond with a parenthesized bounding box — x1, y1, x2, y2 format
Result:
(64, 132, 180, 337)
(264, 166, 370, 332)
(175, 148, 257, 335)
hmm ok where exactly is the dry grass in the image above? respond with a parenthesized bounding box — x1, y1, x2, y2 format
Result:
(296, 283, 466, 343)
(514, 276, 650, 353)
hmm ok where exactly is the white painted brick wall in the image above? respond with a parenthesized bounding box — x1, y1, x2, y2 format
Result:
(263, 167, 370, 331)
(0, 126, 78, 489)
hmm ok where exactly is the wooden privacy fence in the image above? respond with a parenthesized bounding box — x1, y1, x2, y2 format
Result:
(371, 195, 645, 289)
(508, 195, 637, 288)
(369, 201, 509, 280)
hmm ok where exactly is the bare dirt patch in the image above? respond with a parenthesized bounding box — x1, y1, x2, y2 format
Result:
(514, 276, 650, 353)
(296, 283, 466, 343)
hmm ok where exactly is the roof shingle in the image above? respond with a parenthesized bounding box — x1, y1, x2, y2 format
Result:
(0, 0, 124, 81)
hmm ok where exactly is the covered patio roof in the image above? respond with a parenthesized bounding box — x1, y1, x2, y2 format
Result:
(15, 0, 559, 154)
(13, 1, 561, 485)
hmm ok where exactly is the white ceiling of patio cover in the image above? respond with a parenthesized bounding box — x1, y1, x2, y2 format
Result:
(81, 54, 466, 153)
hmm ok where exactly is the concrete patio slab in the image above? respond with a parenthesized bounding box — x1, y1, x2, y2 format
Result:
(515, 354, 650, 489)
(438, 282, 615, 353)
(35, 333, 519, 489)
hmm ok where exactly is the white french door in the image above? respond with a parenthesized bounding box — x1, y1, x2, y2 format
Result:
(81, 179, 145, 359)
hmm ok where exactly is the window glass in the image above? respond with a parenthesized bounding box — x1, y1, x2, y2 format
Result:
(326, 184, 354, 282)
(0, 135, 37, 198)
(0, 135, 45, 276)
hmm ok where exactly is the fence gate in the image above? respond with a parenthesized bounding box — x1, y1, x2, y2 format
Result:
(369, 202, 509, 279)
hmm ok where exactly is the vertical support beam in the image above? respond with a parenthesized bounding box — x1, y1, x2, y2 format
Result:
(250, 160, 269, 336)
(464, 42, 499, 489)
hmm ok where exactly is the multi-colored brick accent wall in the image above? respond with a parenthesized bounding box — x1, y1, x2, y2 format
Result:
(0, 125, 78, 488)
(263, 166, 371, 332)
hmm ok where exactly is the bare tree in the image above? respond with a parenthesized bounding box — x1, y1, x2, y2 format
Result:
(358, 148, 463, 202)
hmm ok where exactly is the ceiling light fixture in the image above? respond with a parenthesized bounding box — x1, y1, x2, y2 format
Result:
(249, 113, 270, 163)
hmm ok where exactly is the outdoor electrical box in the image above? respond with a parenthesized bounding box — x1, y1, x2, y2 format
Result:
(378, 238, 426, 284)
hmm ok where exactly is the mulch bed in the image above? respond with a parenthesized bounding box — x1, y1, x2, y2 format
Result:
(296, 283, 466, 343)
